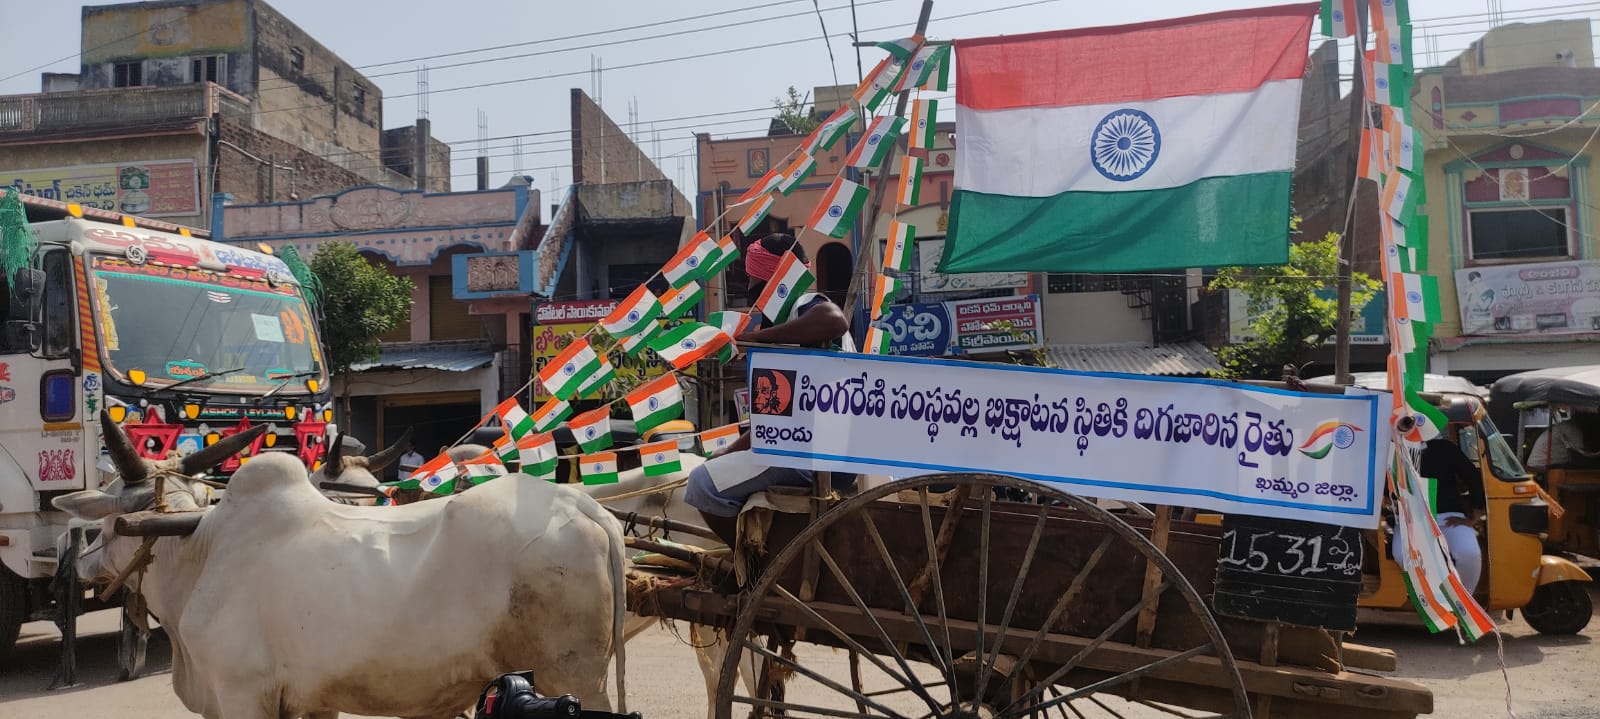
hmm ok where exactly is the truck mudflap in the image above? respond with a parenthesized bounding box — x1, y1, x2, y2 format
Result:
(1537, 554, 1594, 585)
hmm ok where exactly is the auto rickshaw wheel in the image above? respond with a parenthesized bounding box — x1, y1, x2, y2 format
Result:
(1522, 580, 1593, 635)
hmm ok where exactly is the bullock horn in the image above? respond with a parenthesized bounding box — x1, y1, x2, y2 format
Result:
(100, 410, 149, 483)
(115, 510, 205, 537)
(324, 432, 348, 478)
(365, 427, 414, 471)
(180, 425, 270, 476)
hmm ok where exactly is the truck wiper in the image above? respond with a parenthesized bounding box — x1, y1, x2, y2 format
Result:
(260, 370, 322, 400)
(159, 367, 247, 393)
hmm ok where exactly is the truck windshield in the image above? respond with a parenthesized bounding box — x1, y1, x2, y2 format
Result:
(89, 256, 324, 394)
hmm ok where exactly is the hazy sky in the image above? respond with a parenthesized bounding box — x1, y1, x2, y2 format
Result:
(2, 1, 1595, 201)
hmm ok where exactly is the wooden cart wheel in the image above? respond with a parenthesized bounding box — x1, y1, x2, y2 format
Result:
(714, 473, 1250, 719)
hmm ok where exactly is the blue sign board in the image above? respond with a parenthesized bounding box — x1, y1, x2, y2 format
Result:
(870, 302, 953, 357)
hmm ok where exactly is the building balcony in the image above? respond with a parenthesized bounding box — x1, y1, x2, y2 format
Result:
(0, 82, 250, 141)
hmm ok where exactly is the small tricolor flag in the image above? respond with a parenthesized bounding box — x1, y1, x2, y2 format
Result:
(708, 310, 755, 340)
(1373, 0, 1410, 42)
(806, 105, 857, 154)
(1392, 272, 1439, 323)
(1365, 51, 1410, 108)
(701, 234, 741, 277)
(737, 195, 774, 236)
(493, 433, 520, 465)
(875, 35, 922, 62)
(916, 45, 951, 91)
(738, 169, 783, 203)
(1388, 114, 1420, 173)
(648, 322, 731, 369)
(897, 45, 944, 92)
(1376, 22, 1412, 66)
(662, 232, 717, 288)
(1382, 172, 1417, 221)
(599, 285, 662, 339)
(805, 177, 869, 239)
(574, 355, 617, 398)
(494, 397, 536, 440)
(699, 423, 742, 456)
(884, 221, 915, 271)
(853, 57, 899, 113)
(404, 454, 459, 494)
(620, 323, 659, 357)
(908, 99, 938, 151)
(659, 282, 704, 320)
(579, 451, 619, 485)
(459, 451, 507, 485)
(1358, 127, 1385, 182)
(755, 252, 816, 323)
(871, 275, 902, 319)
(777, 153, 817, 196)
(845, 116, 906, 169)
(1319, 0, 1357, 38)
(570, 407, 615, 453)
(864, 325, 892, 355)
(538, 339, 604, 401)
(626, 374, 684, 434)
(532, 397, 573, 432)
(639, 440, 684, 477)
(896, 155, 923, 208)
(517, 433, 558, 478)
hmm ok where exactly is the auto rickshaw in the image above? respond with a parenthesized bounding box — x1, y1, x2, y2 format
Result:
(1358, 393, 1593, 634)
(1491, 365, 1600, 559)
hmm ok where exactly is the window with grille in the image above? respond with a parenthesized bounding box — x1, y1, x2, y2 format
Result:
(191, 55, 222, 84)
(113, 61, 143, 88)
(1046, 272, 1152, 294)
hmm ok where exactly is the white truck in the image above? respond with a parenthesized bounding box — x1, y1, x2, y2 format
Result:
(0, 192, 334, 667)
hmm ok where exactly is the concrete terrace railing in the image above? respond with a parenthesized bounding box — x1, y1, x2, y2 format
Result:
(0, 82, 251, 135)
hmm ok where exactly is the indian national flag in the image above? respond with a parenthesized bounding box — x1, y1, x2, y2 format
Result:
(1373, 0, 1410, 43)
(739, 169, 783, 203)
(1358, 127, 1386, 182)
(896, 155, 923, 208)
(620, 323, 660, 357)
(659, 282, 704, 320)
(755, 252, 816, 323)
(908, 99, 938, 151)
(1388, 112, 1420, 173)
(1382, 172, 1417, 221)
(871, 275, 902, 318)
(777, 153, 817, 196)
(701, 234, 741, 277)
(736, 195, 774, 236)
(845, 116, 906, 169)
(1366, 50, 1410, 108)
(898, 46, 948, 92)
(579, 452, 619, 485)
(574, 356, 617, 398)
(493, 433, 520, 465)
(599, 284, 662, 339)
(1392, 272, 1439, 323)
(494, 397, 536, 440)
(884, 221, 915, 271)
(532, 397, 573, 432)
(919, 45, 951, 91)
(876, 35, 922, 62)
(943, 7, 1314, 274)
(639, 440, 683, 477)
(459, 451, 506, 485)
(570, 407, 614, 453)
(517, 433, 558, 476)
(648, 322, 730, 370)
(627, 374, 684, 433)
(853, 57, 900, 113)
(1319, 0, 1357, 38)
(405, 454, 459, 494)
(805, 105, 858, 154)
(699, 423, 742, 456)
(805, 177, 869, 239)
(864, 325, 892, 355)
(662, 232, 717, 288)
(708, 310, 754, 339)
(1376, 22, 1412, 66)
(538, 339, 604, 401)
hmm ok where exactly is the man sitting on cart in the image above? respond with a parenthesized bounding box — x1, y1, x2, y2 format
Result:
(684, 230, 857, 545)
(1526, 404, 1600, 474)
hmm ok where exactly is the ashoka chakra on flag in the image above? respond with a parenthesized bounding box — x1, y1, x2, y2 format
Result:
(1091, 109, 1160, 181)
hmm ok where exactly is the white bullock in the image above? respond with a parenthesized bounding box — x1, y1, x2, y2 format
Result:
(306, 429, 413, 504)
(55, 413, 627, 719)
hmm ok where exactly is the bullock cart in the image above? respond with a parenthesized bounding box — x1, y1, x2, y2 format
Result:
(626, 472, 1434, 719)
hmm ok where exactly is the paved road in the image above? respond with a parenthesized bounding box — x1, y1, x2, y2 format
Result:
(3, 603, 1597, 718)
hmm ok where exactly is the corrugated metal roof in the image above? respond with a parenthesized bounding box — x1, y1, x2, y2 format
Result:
(352, 346, 495, 373)
(1045, 341, 1221, 376)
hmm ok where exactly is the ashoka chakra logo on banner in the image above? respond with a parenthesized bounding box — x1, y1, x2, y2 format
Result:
(1091, 109, 1160, 181)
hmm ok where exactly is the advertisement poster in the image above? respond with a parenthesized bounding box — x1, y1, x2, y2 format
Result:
(915, 238, 1029, 293)
(869, 302, 952, 357)
(747, 348, 1387, 528)
(948, 294, 1043, 354)
(532, 299, 688, 401)
(1456, 260, 1600, 335)
(3, 160, 200, 217)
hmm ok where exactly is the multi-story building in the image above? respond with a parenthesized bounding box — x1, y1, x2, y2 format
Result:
(0, 0, 448, 233)
(1414, 19, 1600, 381)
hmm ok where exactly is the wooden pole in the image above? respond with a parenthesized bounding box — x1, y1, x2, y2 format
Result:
(1335, 1, 1370, 385)
(838, 0, 936, 329)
